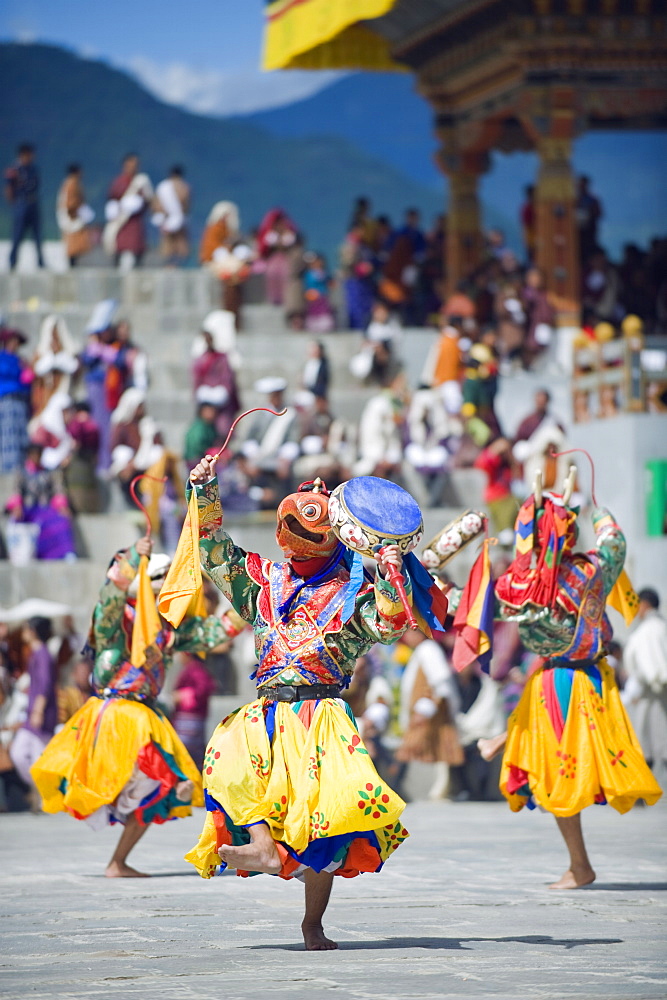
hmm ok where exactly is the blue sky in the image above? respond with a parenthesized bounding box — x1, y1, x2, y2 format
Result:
(0, 0, 341, 113)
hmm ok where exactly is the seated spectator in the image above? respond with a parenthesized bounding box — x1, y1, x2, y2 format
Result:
(31, 315, 78, 418)
(302, 340, 330, 400)
(184, 402, 221, 469)
(6, 443, 76, 561)
(302, 252, 336, 333)
(354, 366, 407, 479)
(405, 386, 460, 507)
(0, 326, 31, 475)
(64, 402, 101, 514)
(242, 377, 300, 495)
(582, 248, 622, 324)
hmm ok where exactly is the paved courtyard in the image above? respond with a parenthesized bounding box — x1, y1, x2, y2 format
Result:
(1, 799, 665, 1000)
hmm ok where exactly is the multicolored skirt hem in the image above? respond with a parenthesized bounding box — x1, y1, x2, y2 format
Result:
(500, 658, 662, 817)
(31, 695, 203, 826)
(185, 697, 409, 880)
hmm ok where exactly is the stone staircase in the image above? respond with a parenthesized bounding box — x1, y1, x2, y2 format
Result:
(1, 267, 577, 634)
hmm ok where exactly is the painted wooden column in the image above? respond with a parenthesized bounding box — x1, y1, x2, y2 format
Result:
(533, 112, 580, 309)
(436, 130, 489, 294)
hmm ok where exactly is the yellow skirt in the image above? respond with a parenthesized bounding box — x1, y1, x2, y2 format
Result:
(185, 697, 409, 880)
(31, 696, 203, 825)
(500, 658, 662, 816)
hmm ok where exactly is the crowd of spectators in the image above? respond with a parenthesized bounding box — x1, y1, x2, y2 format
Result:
(5, 144, 666, 342)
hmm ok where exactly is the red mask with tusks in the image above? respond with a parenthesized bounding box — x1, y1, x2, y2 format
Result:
(276, 481, 338, 560)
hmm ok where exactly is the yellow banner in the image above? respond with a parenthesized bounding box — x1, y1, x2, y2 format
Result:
(263, 0, 402, 71)
(130, 556, 162, 667)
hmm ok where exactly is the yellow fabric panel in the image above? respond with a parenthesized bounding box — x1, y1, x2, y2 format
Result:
(157, 490, 203, 628)
(606, 568, 640, 626)
(186, 697, 408, 878)
(500, 659, 662, 817)
(263, 0, 402, 71)
(31, 697, 203, 820)
(130, 555, 162, 668)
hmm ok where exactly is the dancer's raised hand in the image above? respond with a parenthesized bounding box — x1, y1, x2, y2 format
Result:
(190, 454, 217, 485)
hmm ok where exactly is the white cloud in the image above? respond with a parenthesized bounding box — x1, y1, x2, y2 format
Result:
(123, 56, 343, 117)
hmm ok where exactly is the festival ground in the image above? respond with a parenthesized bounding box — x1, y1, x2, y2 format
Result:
(1, 800, 665, 1000)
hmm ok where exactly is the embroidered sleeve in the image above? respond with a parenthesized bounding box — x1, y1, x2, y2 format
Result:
(188, 477, 260, 623)
(173, 609, 244, 652)
(591, 506, 626, 595)
(346, 572, 412, 647)
(93, 545, 140, 646)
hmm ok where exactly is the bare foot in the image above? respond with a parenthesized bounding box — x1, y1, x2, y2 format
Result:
(218, 841, 282, 875)
(477, 732, 507, 762)
(302, 921, 339, 951)
(175, 779, 194, 803)
(105, 861, 150, 878)
(549, 867, 596, 890)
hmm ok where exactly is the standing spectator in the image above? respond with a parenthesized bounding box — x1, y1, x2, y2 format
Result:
(0, 327, 31, 475)
(522, 267, 556, 366)
(576, 175, 603, 265)
(474, 437, 518, 546)
(153, 165, 190, 265)
(520, 184, 536, 263)
(4, 143, 43, 270)
(422, 321, 464, 414)
(450, 663, 506, 802)
(395, 629, 463, 800)
(340, 224, 375, 330)
(79, 299, 118, 471)
(257, 208, 299, 306)
(103, 153, 154, 270)
(171, 656, 218, 770)
(582, 249, 621, 323)
(56, 164, 94, 267)
(622, 588, 667, 787)
(9, 617, 57, 805)
(191, 311, 241, 441)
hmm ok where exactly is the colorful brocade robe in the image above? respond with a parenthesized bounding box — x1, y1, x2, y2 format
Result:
(191, 478, 410, 688)
(92, 544, 239, 700)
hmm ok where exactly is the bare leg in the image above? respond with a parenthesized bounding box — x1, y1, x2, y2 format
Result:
(106, 814, 151, 877)
(550, 814, 596, 889)
(477, 731, 507, 762)
(302, 869, 338, 951)
(218, 821, 281, 875)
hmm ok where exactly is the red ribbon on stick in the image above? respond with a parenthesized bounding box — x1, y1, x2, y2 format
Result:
(129, 473, 168, 537)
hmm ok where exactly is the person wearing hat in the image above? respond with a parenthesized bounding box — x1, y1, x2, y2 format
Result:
(0, 326, 31, 476)
(242, 377, 300, 494)
(31, 532, 245, 877)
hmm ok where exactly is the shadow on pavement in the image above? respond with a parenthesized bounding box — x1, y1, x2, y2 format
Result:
(586, 882, 667, 891)
(244, 934, 623, 952)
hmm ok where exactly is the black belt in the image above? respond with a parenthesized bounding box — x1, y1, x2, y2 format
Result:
(257, 683, 341, 703)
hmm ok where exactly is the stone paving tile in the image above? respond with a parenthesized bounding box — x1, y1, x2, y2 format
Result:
(1, 800, 665, 1000)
